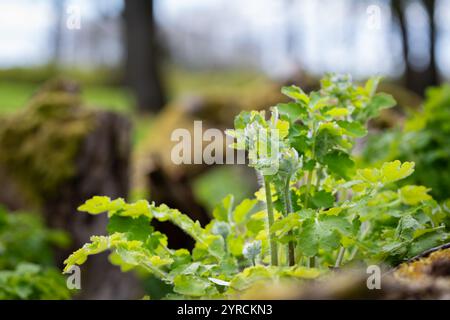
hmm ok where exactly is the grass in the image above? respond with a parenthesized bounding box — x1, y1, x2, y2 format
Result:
(0, 66, 270, 113)
(82, 86, 135, 114)
(0, 80, 151, 146)
(0, 81, 37, 114)
(165, 66, 271, 99)
(0, 81, 134, 115)
(0, 66, 270, 146)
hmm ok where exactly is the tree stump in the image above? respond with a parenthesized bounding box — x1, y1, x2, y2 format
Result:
(44, 111, 140, 300)
(0, 79, 142, 299)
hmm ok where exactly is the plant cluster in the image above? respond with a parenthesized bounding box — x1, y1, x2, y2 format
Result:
(362, 84, 450, 201)
(64, 75, 450, 299)
(0, 207, 71, 299)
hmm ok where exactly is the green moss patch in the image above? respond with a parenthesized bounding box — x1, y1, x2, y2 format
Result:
(0, 82, 95, 202)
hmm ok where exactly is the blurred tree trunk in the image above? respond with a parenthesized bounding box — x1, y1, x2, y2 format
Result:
(45, 111, 141, 299)
(52, 0, 65, 65)
(392, 0, 439, 96)
(284, 0, 296, 63)
(423, 0, 439, 89)
(0, 80, 143, 299)
(123, 0, 166, 113)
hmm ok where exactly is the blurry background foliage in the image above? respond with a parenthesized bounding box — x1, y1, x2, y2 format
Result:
(362, 84, 450, 201)
(0, 207, 71, 299)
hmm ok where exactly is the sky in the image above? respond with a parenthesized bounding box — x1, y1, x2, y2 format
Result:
(0, 0, 123, 66)
(0, 0, 448, 79)
(0, 1, 53, 66)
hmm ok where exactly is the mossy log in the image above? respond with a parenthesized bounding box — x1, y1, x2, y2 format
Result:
(0, 79, 141, 299)
(43, 110, 139, 299)
(237, 246, 450, 300)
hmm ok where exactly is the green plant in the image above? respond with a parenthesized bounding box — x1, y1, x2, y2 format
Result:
(0, 207, 71, 299)
(362, 84, 450, 201)
(64, 75, 450, 299)
(0, 263, 70, 300)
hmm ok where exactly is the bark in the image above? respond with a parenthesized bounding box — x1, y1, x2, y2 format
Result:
(43, 111, 142, 299)
(0, 167, 27, 211)
(422, 0, 439, 88)
(392, 0, 439, 96)
(123, 0, 166, 113)
(0, 107, 143, 299)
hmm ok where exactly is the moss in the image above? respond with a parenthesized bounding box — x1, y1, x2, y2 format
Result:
(0, 80, 95, 203)
(394, 247, 450, 282)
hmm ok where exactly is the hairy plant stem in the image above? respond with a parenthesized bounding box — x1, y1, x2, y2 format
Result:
(304, 121, 317, 209)
(304, 122, 318, 266)
(334, 246, 346, 268)
(283, 174, 296, 266)
(349, 222, 370, 260)
(315, 168, 322, 189)
(142, 263, 169, 281)
(304, 170, 314, 208)
(302, 169, 316, 266)
(264, 175, 278, 266)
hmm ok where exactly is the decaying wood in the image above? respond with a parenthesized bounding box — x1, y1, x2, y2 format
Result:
(0, 80, 143, 299)
(237, 248, 450, 300)
(43, 111, 144, 299)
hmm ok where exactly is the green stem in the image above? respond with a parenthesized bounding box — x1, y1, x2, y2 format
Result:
(350, 222, 370, 260)
(315, 168, 322, 189)
(264, 176, 278, 266)
(304, 122, 317, 209)
(334, 246, 345, 268)
(142, 263, 170, 282)
(304, 170, 314, 208)
(227, 196, 235, 224)
(304, 122, 317, 264)
(304, 170, 316, 269)
(283, 175, 296, 266)
(349, 246, 358, 261)
(341, 188, 348, 202)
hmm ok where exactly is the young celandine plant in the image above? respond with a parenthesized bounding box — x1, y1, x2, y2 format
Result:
(64, 74, 450, 299)
(362, 83, 450, 201)
(226, 74, 449, 268)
